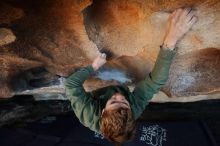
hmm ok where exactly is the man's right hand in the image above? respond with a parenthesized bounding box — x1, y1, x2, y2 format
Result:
(92, 53, 107, 71)
(162, 8, 198, 50)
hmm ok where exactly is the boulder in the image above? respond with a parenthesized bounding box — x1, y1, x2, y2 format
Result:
(0, 0, 219, 101)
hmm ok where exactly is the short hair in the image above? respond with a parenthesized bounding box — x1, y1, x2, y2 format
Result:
(100, 108, 136, 145)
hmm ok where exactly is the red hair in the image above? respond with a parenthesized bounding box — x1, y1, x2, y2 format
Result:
(100, 108, 136, 145)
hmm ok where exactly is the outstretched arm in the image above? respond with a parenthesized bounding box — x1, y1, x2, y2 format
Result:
(64, 53, 106, 132)
(65, 53, 106, 90)
(131, 8, 197, 119)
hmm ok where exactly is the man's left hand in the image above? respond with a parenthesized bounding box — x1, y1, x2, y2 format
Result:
(92, 53, 107, 71)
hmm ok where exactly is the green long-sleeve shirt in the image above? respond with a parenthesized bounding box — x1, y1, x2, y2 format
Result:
(64, 47, 176, 133)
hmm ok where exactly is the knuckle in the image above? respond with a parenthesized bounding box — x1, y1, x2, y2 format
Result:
(171, 19, 175, 23)
(179, 8, 184, 12)
(176, 22, 182, 27)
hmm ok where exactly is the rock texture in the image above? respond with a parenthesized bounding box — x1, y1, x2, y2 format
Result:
(0, 0, 219, 100)
(164, 48, 220, 97)
(0, 28, 16, 45)
(0, 96, 72, 127)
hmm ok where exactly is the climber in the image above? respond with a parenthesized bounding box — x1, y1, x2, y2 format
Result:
(64, 8, 197, 145)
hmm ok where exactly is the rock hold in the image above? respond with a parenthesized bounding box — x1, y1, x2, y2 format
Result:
(0, 28, 16, 46)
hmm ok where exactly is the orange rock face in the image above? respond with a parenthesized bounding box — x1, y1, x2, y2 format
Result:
(0, 0, 219, 100)
(164, 48, 220, 97)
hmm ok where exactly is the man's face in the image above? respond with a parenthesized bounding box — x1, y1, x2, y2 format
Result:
(104, 93, 130, 111)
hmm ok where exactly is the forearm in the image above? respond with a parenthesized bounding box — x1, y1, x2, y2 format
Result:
(64, 65, 100, 133)
(132, 47, 175, 102)
(131, 46, 176, 119)
(150, 46, 176, 85)
(65, 65, 95, 88)
(64, 65, 94, 108)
